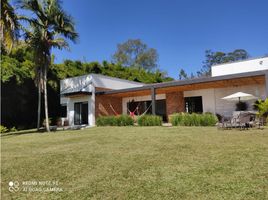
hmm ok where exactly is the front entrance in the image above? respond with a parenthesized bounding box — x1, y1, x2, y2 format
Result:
(74, 102, 88, 125)
(184, 96, 203, 113)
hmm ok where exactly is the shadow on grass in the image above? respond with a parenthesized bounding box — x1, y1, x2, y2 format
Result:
(0, 128, 58, 137)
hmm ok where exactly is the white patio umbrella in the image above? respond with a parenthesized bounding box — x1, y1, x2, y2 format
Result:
(222, 92, 257, 102)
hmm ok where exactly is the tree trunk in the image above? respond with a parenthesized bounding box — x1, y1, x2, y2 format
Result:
(43, 66, 50, 132)
(37, 79, 41, 131)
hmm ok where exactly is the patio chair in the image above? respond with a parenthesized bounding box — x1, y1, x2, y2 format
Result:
(222, 112, 240, 129)
(238, 113, 251, 130)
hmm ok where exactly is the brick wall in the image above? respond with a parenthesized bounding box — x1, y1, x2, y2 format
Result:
(95, 95, 122, 117)
(166, 92, 185, 116)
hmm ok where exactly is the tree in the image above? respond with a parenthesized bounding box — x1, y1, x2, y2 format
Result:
(1, 0, 20, 53)
(178, 69, 188, 80)
(20, 0, 78, 131)
(112, 39, 158, 71)
(198, 49, 250, 77)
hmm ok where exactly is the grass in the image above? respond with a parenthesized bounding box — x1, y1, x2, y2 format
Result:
(1, 127, 268, 199)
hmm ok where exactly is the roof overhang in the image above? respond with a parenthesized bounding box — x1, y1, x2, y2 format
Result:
(96, 70, 267, 97)
(61, 91, 92, 97)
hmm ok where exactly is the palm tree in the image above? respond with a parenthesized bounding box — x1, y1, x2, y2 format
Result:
(20, 0, 78, 131)
(1, 0, 20, 53)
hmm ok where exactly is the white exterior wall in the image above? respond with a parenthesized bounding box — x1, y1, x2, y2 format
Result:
(122, 94, 166, 114)
(214, 84, 265, 117)
(184, 84, 265, 117)
(212, 57, 268, 77)
(184, 89, 216, 114)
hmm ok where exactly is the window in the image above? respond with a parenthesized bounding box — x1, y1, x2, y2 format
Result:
(127, 99, 167, 121)
(61, 104, 67, 118)
(185, 96, 203, 113)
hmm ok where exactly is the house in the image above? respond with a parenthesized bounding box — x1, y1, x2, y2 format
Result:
(60, 56, 268, 126)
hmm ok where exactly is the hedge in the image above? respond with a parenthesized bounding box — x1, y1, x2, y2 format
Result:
(137, 115, 162, 126)
(96, 115, 134, 126)
(169, 113, 218, 126)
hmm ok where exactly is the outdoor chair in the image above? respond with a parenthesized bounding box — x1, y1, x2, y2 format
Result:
(238, 113, 251, 130)
(221, 112, 240, 129)
(220, 111, 253, 130)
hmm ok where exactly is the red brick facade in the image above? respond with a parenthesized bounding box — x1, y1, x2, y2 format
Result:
(166, 92, 185, 116)
(95, 95, 122, 118)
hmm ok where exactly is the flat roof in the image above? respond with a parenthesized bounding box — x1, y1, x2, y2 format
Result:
(96, 70, 268, 95)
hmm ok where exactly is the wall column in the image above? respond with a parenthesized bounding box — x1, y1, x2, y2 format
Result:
(265, 72, 268, 98)
(151, 87, 156, 115)
(166, 91, 185, 117)
(88, 85, 95, 126)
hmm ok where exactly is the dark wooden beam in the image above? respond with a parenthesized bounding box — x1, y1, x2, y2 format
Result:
(151, 87, 156, 115)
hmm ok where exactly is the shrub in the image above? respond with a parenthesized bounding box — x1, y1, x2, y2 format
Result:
(96, 115, 134, 126)
(169, 113, 218, 126)
(117, 115, 134, 126)
(0, 125, 9, 133)
(137, 115, 162, 126)
(9, 127, 17, 132)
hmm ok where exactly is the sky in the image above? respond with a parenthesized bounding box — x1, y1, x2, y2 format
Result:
(52, 0, 268, 79)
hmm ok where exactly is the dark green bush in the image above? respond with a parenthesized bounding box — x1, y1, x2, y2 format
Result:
(96, 115, 134, 126)
(137, 115, 162, 126)
(169, 113, 218, 126)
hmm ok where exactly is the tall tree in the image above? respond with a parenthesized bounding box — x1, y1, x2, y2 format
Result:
(198, 49, 250, 77)
(112, 39, 158, 71)
(178, 69, 188, 80)
(20, 0, 78, 131)
(1, 0, 20, 53)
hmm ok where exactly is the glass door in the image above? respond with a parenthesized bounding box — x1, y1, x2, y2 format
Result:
(74, 102, 88, 125)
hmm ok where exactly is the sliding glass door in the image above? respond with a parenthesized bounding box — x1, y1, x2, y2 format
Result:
(74, 102, 88, 125)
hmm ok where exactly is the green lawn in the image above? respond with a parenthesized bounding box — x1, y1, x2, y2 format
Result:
(1, 127, 268, 199)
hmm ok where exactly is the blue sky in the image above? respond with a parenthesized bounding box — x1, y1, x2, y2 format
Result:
(52, 0, 268, 79)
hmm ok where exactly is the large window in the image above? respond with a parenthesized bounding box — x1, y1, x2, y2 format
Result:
(185, 96, 203, 113)
(127, 99, 167, 121)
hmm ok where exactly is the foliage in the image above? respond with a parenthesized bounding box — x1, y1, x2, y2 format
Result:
(254, 98, 268, 117)
(9, 127, 17, 132)
(235, 101, 248, 111)
(19, 0, 78, 131)
(1, 0, 20, 52)
(0, 125, 9, 133)
(170, 113, 218, 126)
(1, 45, 35, 83)
(112, 39, 158, 71)
(198, 49, 250, 77)
(96, 115, 134, 126)
(137, 115, 162, 126)
(178, 69, 188, 80)
(51, 60, 173, 88)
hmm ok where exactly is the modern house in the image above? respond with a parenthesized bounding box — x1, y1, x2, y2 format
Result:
(60, 56, 268, 126)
